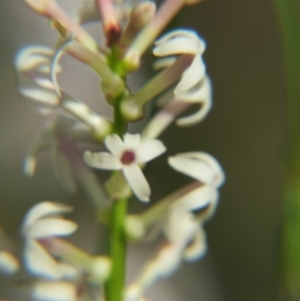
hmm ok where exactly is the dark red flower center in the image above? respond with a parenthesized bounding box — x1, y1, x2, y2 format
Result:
(121, 150, 136, 165)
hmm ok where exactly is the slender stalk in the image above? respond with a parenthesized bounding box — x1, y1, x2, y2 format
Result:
(274, 0, 300, 299)
(105, 95, 128, 301)
(105, 197, 127, 301)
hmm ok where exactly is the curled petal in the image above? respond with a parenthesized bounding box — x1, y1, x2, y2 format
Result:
(32, 281, 77, 301)
(84, 151, 122, 170)
(168, 156, 217, 184)
(153, 36, 198, 57)
(175, 76, 212, 126)
(105, 134, 125, 155)
(26, 218, 77, 239)
(15, 45, 54, 72)
(183, 228, 207, 261)
(0, 251, 20, 275)
(171, 185, 214, 212)
(176, 101, 211, 127)
(23, 202, 73, 229)
(51, 35, 75, 96)
(174, 152, 225, 187)
(154, 30, 205, 54)
(124, 133, 141, 149)
(174, 56, 206, 95)
(136, 140, 166, 163)
(25, 240, 61, 279)
(123, 164, 150, 202)
(20, 88, 60, 106)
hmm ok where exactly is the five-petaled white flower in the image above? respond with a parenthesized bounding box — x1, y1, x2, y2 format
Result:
(84, 133, 166, 202)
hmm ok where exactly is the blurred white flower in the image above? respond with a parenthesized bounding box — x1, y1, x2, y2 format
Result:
(22, 202, 78, 279)
(153, 29, 212, 127)
(168, 152, 225, 216)
(0, 251, 20, 275)
(124, 152, 224, 300)
(32, 280, 78, 301)
(84, 133, 166, 202)
(125, 212, 204, 301)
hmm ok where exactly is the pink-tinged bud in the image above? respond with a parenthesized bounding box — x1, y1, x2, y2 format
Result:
(96, 0, 121, 46)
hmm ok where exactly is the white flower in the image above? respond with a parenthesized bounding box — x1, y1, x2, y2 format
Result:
(153, 29, 212, 127)
(168, 152, 225, 215)
(0, 251, 20, 275)
(125, 212, 205, 301)
(84, 133, 166, 202)
(32, 281, 78, 301)
(22, 202, 78, 279)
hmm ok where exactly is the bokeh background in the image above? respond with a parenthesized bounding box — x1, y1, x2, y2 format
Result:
(0, 0, 285, 301)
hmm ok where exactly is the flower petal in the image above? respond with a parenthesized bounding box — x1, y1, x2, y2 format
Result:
(124, 133, 140, 149)
(123, 165, 150, 202)
(168, 155, 215, 184)
(136, 140, 166, 163)
(175, 152, 225, 187)
(26, 218, 78, 239)
(20, 87, 60, 105)
(0, 251, 20, 275)
(175, 100, 211, 127)
(84, 151, 122, 170)
(32, 281, 77, 301)
(183, 228, 207, 261)
(15, 46, 53, 72)
(153, 36, 198, 57)
(172, 185, 214, 212)
(24, 240, 61, 279)
(174, 56, 206, 95)
(105, 134, 125, 155)
(23, 202, 73, 229)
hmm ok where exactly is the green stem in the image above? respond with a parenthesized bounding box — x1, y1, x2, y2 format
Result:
(105, 197, 128, 301)
(274, 0, 300, 299)
(105, 95, 128, 301)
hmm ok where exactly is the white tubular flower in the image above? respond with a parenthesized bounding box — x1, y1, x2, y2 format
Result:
(84, 133, 166, 202)
(32, 281, 78, 301)
(168, 152, 225, 214)
(15, 46, 61, 114)
(125, 212, 203, 301)
(22, 202, 78, 279)
(153, 29, 212, 127)
(0, 251, 20, 275)
(15, 46, 112, 138)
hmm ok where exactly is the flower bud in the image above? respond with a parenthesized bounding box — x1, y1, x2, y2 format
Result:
(88, 256, 111, 284)
(125, 215, 146, 241)
(120, 99, 144, 121)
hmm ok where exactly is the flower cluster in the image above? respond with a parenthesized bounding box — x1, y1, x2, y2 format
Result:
(8, 0, 225, 300)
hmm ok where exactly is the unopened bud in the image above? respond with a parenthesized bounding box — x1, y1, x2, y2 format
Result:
(125, 215, 146, 241)
(120, 99, 144, 121)
(88, 256, 111, 284)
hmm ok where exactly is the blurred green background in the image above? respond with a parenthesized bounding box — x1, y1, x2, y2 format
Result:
(0, 0, 285, 300)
